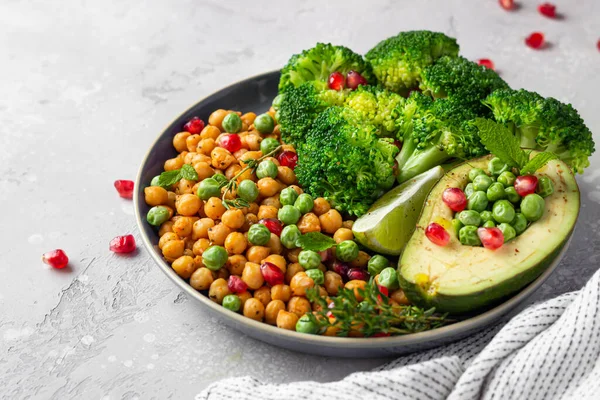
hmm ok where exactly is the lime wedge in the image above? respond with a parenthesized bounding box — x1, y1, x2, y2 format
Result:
(353, 166, 445, 255)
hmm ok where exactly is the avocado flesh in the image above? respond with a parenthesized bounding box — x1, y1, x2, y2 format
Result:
(398, 154, 580, 314)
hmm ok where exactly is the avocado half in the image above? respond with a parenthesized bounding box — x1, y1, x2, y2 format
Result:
(398, 154, 580, 314)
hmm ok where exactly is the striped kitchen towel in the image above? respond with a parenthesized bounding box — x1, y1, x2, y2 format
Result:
(198, 268, 600, 400)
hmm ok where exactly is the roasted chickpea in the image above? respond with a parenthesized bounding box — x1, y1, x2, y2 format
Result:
(287, 296, 311, 318)
(241, 112, 257, 126)
(349, 251, 370, 268)
(186, 134, 202, 152)
(221, 208, 245, 230)
(277, 166, 296, 185)
(246, 246, 270, 264)
(164, 156, 184, 171)
(204, 197, 227, 220)
(261, 196, 281, 209)
(265, 300, 285, 325)
(162, 239, 185, 261)
(266, 233, 283, 255)
(217, 267, 230, 281)
(175, 193, 202, 216)
(333, 228, 353, 243)
(242, 262, 264, 290)
(240, 151, 262, 164)
(173, 131, 191, 152)
(166, 191, 177, 209)
(257, 205, 278, 220)
(183, 151, 197, 165)
(235, 168, 256, 184)
(288, 185, 303, 195)
(245, 133, 261, 151)
(254, 286, 272, 307)
(319, 209, 343, 234)
(192, 238, 211, 256)
(208, 278, 230, 304)
(208, 109, 229, 131)
(324, 271, 344, 296)
(290, 271, 315, 297)
(192, 218, 215, 240)
(233, 148, 248, 160)
(225, 164, 242, 180)
(242, 213, 258, 231)
(271, 284, 292, 302)
(172, 216, 193, 237)
(285, 248, 302, 264)
(158, 232, 179, 249)
(390, 289, 411, 305)
(144, 186, 169, 206)
(345, 280, 368, 302)
(263, 254, 286, 272)
(276, 310, 299, 330)
(200, 125, 221, 140)
(196, 138, 216, 155)
(342, 220, 354, 229)
(312, 197, 331, 216)
(190, 267, 214, 290)
(226, 254, 247, 275)
(285, 262, 304, 284)
(224, 232, 247, 255)
(171, 255, 197, 279)
(297, 213, 321, 234)
(257, 178, 281, 198)
(243, 298, 265, 321)
(176, 179, 195, 195)
(158, 220, 174, 236)
(281, 144, 295, 153)
(211, 147, 236, 170)
(207, 223, 232, 246)
(193, 162, 215, 181)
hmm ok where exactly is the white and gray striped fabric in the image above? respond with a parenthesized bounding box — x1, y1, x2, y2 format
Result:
(199, 269, 600, 400)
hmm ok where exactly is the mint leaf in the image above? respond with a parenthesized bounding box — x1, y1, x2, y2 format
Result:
(295, 232, 336, 252)
(156, 170, 182, 187)
(473, 118, 529, 169)
(520, 152, 558, 175)
(181, 163, 199, 181)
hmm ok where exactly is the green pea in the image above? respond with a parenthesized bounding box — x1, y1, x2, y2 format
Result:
(488, 157, 509, 176)
(468, 191, 489, 212)
(272, 94, 284, 110)
(451, 219, 464, 235)
(280, 187, 299, 206)
(146, 206, 170, 226)
(260, 137, 280, 155)
(236, 179, 258, 203)
(256, 160, 278, 179)
(197, 178, 221, 200)
(202, 245, 228, 271)
(298, 250, 321, 270)
(254, 113, 275, 134)
(458, 210, 482, 227)
(480, 210, 494, 223)
(295, 314, 319, 334)
(212, 173, 228, 186)
(151, 175, 166, 188)
(278, 205, 301, 225)
(497, 223, 516, 243)
(473, 174, 493, 192)
(336, 240, 359, 262)
(222, 113, 242, 133)
(468, 168, 486, 182)
(378, 267, 399, 290)
(464, 183, 475, 198)
(367, 255, 389, 276)
(497, 171, 516, 187)
(222, 294, 241, 312)
(487, 182, 506, 202)
(504, 187, 521, 204)
(483, 220, 496, 228)
(511, 213, 528, 235)
(536, 176, 554, 198)
(274, 110, 280, 123)
(492, 200, 516, 224)
(280, 225, 301, 249)
(459, 225, 482, 246)
(294, 193, 314, 214)
(248, 223, 271, 246)
(305, 269, 324, 285)
(521, 193, 545, 222)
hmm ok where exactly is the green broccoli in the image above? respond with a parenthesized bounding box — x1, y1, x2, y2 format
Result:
(344, 85, 405, 136)
(365, 31, 459, 95)
(483, 89, 595, 173)
(395, 93, 488, 183)
(419, 56, 509, 114)
(295, 107, 399, 216)
(278, 43, 375, 93)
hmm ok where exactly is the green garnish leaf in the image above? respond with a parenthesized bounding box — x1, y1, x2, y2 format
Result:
(295, 232, 336, 251)
(520, 152, 558, 175)
(155, 169, 182, 187)
(473, 118, 528, 168)
(180, 163, 199, 181)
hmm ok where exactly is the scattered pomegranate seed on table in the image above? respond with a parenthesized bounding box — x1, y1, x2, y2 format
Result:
(346, 70, 368, 90)
(442, 187, 468, 212)
(525, 32, 545, 49)
(597, 39, 600, 51)
(514, 175, 538, 196)
(499, 0, 515, 11)
(538, 3, 556, 18)
(328, 72, 346, 91)
(219, 133, 242, 153)
(477, 59, 495, 70)
(260, 262, 285, 286)
(109, 234, 137, 253)
(278, 150, 298, 170)
(183, 117, 205, 134)
(228, 275, 248, 293)
(114, 179, 134, 199)
(42, 249, 69, 269)
(425, 223, 450, 246)
(477, 227, 504, 250)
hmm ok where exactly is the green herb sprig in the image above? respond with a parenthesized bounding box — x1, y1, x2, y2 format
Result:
(295, 232, 336, 251)
(155, 164, 199, 187)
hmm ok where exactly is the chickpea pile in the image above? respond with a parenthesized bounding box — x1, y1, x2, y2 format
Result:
(144, 108, 407, 334)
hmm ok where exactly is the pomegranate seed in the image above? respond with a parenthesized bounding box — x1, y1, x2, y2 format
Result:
(525, 32, 545, 49)
(319, 249, 332, 262)
(219, 134, 242, 153)
(259, 218, 283, 236)
(109, 234, 136, 253)
(331, 261, 350, 280)
(228, 275, 248, 294)
(425, 223, 450, 246)
(114, 180, 134, 199)
(514, 175, 538, 196)
(278, 151, 298, 170)
(377, 285, 389, 297)
(393, 140, 402, 151)
(372, 332, 391, 337)
(499, 0, 515, 10)
(328, 72, 346, 91)
(478, 59, 495, 70)
(597, 39, 600, 51)
(42, 249, 69, 269)
(183, 117, 205, 134)
(347, 268, 369, 281)
(477, 227, 504, 250)
(442, 187, 468, 212)
(346, 70, 368, 90)
(538, 3, 556, 18)
(260, 262, 285, 286)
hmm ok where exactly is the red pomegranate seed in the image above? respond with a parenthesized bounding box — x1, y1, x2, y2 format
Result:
(278, 151, 298, 170)
(42, 249, 69, 269)
(478, 59, 495, 70)
(425, 223, 450, 246)
(525, 32, 545, 49)
(499, 0, 515, 10)
(114, 180, 134, 199)
(377, 285, 389, 297)
(514, 175, 538, 196)
(346, 70, 368, 90)
(331, 261, 350, 280)
(328, 72, 346, 91)
(597, 39, 600, 51)
(219, 134, 242, 153)
(109, 234, 136, 253)
(442, 187, 468, 212)
(260, 262, 285, 286)
(347, 268, 369, 281)
(259, 218, 283, 236)
(228, 275, 248, 294)
(319, 249, 333, 262)
(183, 117, 205, 134)
(372, 332, 391, 337)
(477, 227, 504, 250)
(538, 3, 556, 18)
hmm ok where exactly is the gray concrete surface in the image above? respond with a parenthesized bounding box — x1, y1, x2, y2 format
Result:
(1, 0, 599, 398)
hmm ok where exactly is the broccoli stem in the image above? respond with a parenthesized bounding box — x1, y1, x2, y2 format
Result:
(516, 125, 540, 149)
(396, 146, 451, 184)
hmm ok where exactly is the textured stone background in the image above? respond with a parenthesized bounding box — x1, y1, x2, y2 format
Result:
(1, 0, 599, 399)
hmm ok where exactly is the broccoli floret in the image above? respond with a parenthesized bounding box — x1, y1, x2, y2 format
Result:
(483, 89, 595, 173)
(295, 107, 399, 216)
(278, 43, 375, 93)
(395, 93, 487, 183)
(419, 56, 509, 114)
(365, 31, 459, 95)
(344, 85, 405, 136)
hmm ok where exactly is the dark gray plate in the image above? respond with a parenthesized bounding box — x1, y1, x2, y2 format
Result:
(134, 71, 569, 357)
